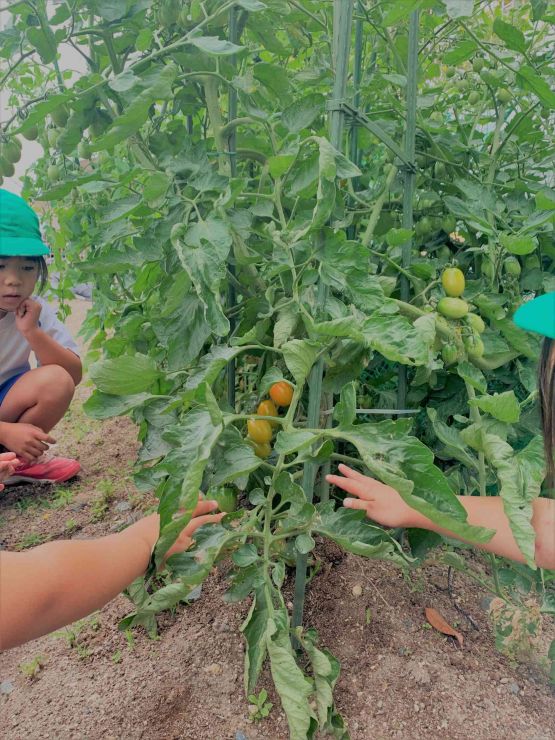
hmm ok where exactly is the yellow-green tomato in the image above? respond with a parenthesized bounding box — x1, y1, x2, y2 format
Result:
(464, 334, 485, 359)
(437, 297, 469, 320)
(210, 486, 237, 514)
(252, 441, 272, 458)
(247, 418, 273, 444)
(466, 313, 485, 334)
(441, 267, 465, 297)
(503, 256, 521, 277)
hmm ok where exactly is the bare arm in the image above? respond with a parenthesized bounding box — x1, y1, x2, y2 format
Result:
(23, 327, 82, 385)
(326, 464, 555, 569)
(0, 503, 223, 651)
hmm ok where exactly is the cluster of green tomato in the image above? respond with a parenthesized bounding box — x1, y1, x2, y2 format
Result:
(437, 267, 485, 365)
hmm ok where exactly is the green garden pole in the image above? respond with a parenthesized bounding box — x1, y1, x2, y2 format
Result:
(292, 0, 354, 630)
(397, 10, 419, 411)
(227, 6, 239, 410)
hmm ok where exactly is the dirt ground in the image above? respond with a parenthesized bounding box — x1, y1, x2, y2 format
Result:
(0, 300, 554, 740)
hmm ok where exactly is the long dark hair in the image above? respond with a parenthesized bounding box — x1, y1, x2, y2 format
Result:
(539, 338, 555, 491)
(0, 255, 48, 293)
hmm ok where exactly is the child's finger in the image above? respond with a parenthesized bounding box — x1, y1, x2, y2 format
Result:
(0, 452, 17, 463)
(343, 497, 371, 511)
(192, 500, 219, 516)
(183, 512, 225, 537)
(325, 474, 373, 501)
(337, 464, 370, 482)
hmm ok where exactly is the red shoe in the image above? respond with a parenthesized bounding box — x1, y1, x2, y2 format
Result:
(4, 457, 81, 485)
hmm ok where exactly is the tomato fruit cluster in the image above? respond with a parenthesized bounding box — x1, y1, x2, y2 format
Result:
(246, 382, 294, 457)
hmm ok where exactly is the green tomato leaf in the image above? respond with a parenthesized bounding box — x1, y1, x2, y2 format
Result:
(499, 232, 538, 255)
(516, 65, 555, 109)
(493, 18, 527, 53)
(470, 391, 521, 423)
(188, 36, 245, 56)
(295, 533, 315, 554)
(282, 93, 325, 133)
(266, 613, 317, 740)
(282, 338, 321, 384)
(426, 408, 479, 470)
(89, 353, 160, 395)
(333, 381, 356, 427)
(274, 430, 319, 456)
(83, 390, 155, 419)
(456, 361, 487, 393)
(208, 427, 262, 489)
(232, 543, 259, 567)
(314, 502, 410, 568)
(240, 591, 269, 694)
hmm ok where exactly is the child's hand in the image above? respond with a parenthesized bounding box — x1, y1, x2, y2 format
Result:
(15, 298, 42, 336)
(0, 423, 55, 463)
(163, 499, 225, 562)
(0, 452, 19, 491)
(326, 464, 412, 529)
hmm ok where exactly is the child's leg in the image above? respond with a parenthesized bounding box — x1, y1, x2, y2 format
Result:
(0, 365, 75, 432)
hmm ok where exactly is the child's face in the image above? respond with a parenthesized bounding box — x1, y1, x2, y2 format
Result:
(0, 256, 39, 313)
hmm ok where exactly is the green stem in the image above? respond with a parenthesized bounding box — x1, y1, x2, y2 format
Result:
(464, 381, 503, 598)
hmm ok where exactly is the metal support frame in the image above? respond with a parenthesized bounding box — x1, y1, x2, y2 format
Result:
(292, 0, 354, 632)
(397, 10, 419, 411)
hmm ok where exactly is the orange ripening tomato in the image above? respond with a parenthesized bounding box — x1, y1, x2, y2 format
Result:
(247, 418, 273, 444)
(269, 381, 294, 407)
(257, 399, 278, 417)
(252, 441, 272, 458)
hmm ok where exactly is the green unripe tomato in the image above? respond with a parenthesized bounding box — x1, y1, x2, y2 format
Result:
(0, 158, 14, 177)
(429, 111, 443, 123)
(468, 91, 481, 105)
(525, 254, 540, 270)
(503, 256, 521, 277)
(47, 128, 60, 148)
(481, 258, 494, 280)
(441, 215, 456, 234)
(415, 217, 433, 237)
(77, 141, 91, 159)
(446, 67, 456, 78)
(437, 245, 452, 261)
(472, 57, 485, 73)
(434, 161, 446, 178)
(464, 334, 484, 359)
(47, 164, 60, 181)
(23, 125, 39, 141)
(456, 78, 469, 92)
(210, 486, 237, 514)
(497, 88, 511, 104)
(437, 297, 469, 320)
(442, 343, 458, 366)
(51, 105, 69, 127)
(2, 139, 21, 164)
(466, 313, 485, 334)
(441, 267, 465, 297)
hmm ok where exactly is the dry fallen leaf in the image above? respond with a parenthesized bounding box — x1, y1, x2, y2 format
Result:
(425, 607, 464, 648)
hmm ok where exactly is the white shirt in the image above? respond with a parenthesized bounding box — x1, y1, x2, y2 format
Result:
(0, 296, 79, 388)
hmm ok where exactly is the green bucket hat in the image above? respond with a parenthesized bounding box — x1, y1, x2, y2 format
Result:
(513, 292, 555, 340)
(0, 188, 50, 256)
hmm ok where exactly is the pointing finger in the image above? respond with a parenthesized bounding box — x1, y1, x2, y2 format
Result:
(325, 474, 373, 501)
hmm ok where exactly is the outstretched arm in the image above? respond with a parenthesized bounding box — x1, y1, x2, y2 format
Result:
(0, 500, 223, 650)
(326, 464, 555, 569)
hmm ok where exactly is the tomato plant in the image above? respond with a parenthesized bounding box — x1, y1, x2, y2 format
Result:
(2, 0, 554, 734)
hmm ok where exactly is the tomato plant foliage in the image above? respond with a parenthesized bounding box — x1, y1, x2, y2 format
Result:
(2, 0, 555, 733)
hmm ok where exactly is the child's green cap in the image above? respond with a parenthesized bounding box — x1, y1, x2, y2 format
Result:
(0, 188, 50, 256)
(513, 292, 555, 340)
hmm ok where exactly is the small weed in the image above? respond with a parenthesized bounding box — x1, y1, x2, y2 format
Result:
(48, 487, 76, 510)
(112, 650, 122, 664)
(124, 628, 135, 651)
(65, 517, 79, 533)
(365, 607, 372, 625)
(75, 644, 92, 660)
(20, 655, 46, 680)
(248, 688, 273, 722)
(90, 478, 116, 521)
(15, 532, 49, 550)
